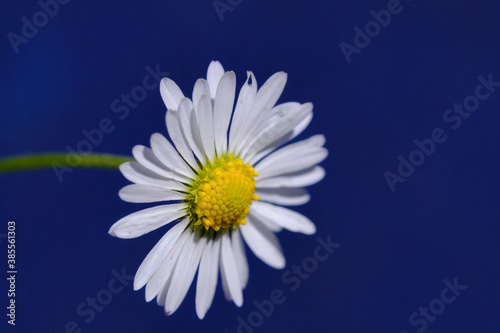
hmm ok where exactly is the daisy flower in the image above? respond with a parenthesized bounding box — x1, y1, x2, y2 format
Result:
(109, 61, 328, 319)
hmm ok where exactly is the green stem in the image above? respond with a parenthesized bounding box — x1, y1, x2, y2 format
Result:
(0, 153, 134, 174)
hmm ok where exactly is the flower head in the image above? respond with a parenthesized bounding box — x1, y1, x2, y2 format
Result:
(109, 61, 328, 319)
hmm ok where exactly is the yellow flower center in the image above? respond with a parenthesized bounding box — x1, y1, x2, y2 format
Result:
(186, 154, 259, 232)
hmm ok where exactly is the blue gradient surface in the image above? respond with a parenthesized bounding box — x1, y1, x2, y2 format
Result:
(1, 0, 500, 332)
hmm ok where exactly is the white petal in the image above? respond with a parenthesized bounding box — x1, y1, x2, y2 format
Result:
(229, 71, 257, 154)
(240, 216, 285, 269)
(262, 219, 283, 232)
(206, 61, 225, 99)
(291, 109, 313, 139)
(213, 71, 236, 155)
(256, 166, 325, 188)
(190, 108, 208, 164)
(220, 232, 243, 306)
(196, 95, 216, 161)
(166, 107, 197, 168)
(196, 234, 222, 319)
(156, 275, 172, 307)
(255, 187, 310, 206)
(160, 78, 184, 110)
(150, 133, 195, 179)
(234, 72, 287, 154)
(248, 110, 313, 165)
(165, 232, 207, 315)
(134, 221, 185, 291)
(231, 228, 249, 289)
(145, 222, 191, 302)
(119, 161, 184, 190)
(119, 184, 184, 203)
(178, 98, 206, 161)
(250, 71, 287, 122)
(241, 102, 313, 161)
(250, 201, 316, 235)
(131, 145, 187, 183)
(255, 135, 327, 179)
(108, 203, 186, 239)
(221, 265, 232, 301)
(192, 79, 211, 114)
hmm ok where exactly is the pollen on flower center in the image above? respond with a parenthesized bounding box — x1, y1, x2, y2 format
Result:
(186, 154, 259, 232)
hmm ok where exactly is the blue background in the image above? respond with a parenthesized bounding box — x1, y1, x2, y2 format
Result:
(1, 0, 500, 332)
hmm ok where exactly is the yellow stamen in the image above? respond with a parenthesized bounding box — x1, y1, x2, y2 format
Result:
(186, 154, 258, 232)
